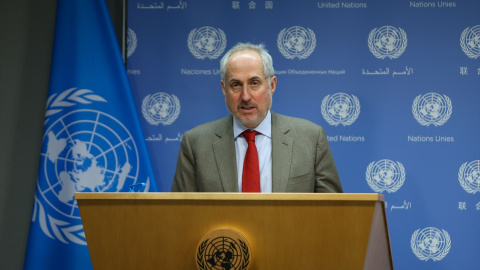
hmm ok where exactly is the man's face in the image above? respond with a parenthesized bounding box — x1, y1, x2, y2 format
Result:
(221, 50, 277, 128)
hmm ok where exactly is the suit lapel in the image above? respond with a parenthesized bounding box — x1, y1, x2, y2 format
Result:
(212, 116, 239, 192)
(271, 113, 293, 192)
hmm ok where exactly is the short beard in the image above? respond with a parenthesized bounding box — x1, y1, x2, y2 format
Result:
(227, 86, 273, 128)
(234, 109, 268, 128)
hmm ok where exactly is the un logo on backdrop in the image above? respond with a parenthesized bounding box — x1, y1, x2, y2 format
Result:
(321, 93, 360, 126)
(142, 92, 180, 126)
(188, 26, 227, 60)
(412, 93, 452, 127)
(277, 26, 316, 59)
(368, 26, 407, 59)
(460, 25, 480, 59)
(366, 159, 406, 193)
(411, 227, 451, 262)
(458, 160, 480, 194)
(127, 28, 137, 58)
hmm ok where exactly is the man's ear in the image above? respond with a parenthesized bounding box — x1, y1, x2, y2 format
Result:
(221, 80, 226, 96)
(270, 76, 277, 94)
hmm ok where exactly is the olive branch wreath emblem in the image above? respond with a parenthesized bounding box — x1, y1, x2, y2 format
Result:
(411, 228, 451, 261)
(412, 94, 452, 127)
(366, 160, 406, 193)
(196, 238, 250, 270)
(368, 27, 407, 60)
(321, 94, 360, 126)
(460, 26, 480, 59)
(277, 27, 316, 60)
(34, 87, 106, 245)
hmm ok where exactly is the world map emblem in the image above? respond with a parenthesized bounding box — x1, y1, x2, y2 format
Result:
(196, 229, 251, 270)
(460, 25, 480, 59)
(33, 88, 144, 245)
(368, 26, 407, 59)
(458, 160, 480, 194)
(366, 159, 406, 193)
(141, 92, 181, 126)
(411, 227, 451, 261)
(321, 93, 360, 126)
(412, 92, 452, 127)
(127, 27, 137, 58)
(188, 26, 227, 60)
(277, 26, 316, 59)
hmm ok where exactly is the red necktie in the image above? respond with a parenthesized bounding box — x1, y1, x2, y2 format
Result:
(242, 130, 260, 192)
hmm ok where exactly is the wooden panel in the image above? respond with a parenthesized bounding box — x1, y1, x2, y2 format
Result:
(76, 193, 392, 270)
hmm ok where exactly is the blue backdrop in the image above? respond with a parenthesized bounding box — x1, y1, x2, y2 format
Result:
(127, 0, 480, 268)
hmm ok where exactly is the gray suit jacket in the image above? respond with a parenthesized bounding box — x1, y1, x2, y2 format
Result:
(171, 112, 342, 193)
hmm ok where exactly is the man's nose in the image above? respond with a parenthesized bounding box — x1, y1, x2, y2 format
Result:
(240, 87, 252, 101)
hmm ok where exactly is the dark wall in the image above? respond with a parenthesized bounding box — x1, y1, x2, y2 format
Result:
(0, 1, 125, 269)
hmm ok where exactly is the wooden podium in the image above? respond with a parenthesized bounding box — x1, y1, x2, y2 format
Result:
(76, 193, 393, 269)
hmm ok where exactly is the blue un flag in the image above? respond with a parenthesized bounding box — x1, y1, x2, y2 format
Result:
(23, 0, 158, 269)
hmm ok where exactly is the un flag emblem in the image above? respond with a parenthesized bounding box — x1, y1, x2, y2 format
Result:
(33, 88, 146, 245)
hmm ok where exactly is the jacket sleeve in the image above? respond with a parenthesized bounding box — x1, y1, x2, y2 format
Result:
(314, 127, 343, 193)
(171, 131, 198, 192)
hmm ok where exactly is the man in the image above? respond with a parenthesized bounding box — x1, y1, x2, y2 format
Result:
(171, 43, 342, 193)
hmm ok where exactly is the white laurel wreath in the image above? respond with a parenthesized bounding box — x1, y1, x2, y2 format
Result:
(32, 195, 87, 245)
(411, 228, 451, 261)
(33, 177, 152, 245)
(412, 94, 452, 127)
(187, 27, 227, 60)
(277, 27, 317, 60)
(44, 87, 107, 124)
(141, 93, 181, 126)
(460, 27, 480, 59)
(458, 162, 480, 194)
(321, 94, 360, 126)
(366, 161, 406, 193)
(368, 27, 408, 59)
(127, 28, 138, 58)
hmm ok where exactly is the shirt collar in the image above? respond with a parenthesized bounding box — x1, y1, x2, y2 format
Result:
(233, 110, 272, 139)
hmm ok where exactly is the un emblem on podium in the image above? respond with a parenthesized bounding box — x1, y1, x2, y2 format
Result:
(196, 229, 252, 270)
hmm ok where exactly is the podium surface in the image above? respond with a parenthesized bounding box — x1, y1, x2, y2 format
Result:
(76, 193, 393, 269)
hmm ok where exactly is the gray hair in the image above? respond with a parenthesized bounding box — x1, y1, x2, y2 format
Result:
(220, 43, 274, 83)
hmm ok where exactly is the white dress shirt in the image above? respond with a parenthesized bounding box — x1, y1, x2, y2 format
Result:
(233, 111, 272, 192)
